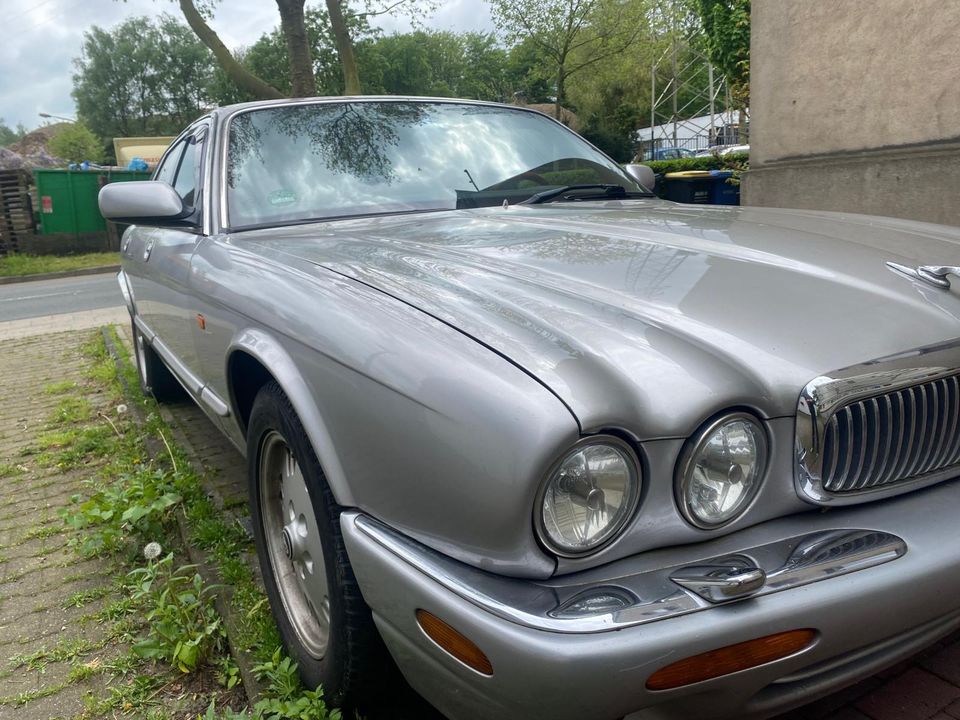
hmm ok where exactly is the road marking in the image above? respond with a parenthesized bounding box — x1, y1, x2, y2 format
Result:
(0, 289, 81, 303)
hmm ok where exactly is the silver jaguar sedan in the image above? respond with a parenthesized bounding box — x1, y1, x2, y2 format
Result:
(99, 97, 960, 720)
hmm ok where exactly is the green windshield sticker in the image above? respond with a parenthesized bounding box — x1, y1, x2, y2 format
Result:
(268, 189, 297, 206)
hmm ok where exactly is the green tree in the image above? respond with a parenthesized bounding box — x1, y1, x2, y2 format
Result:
(72, 15, 214, 154)
(0, 120, 27, 147)
(692, 0, 749, 109)
(358, 30, 507, 100)
(48, 122, 103, 164)
(489, 0, 646, 119)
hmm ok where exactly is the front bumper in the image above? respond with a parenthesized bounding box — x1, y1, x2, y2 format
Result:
(341, 477, 960, 720)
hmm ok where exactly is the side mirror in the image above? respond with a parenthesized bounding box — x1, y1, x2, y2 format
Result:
(98, 181, 188, 224)
(624, 164, 656, 192)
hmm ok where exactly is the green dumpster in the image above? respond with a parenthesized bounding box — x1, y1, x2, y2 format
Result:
(33, 169, 151, 236)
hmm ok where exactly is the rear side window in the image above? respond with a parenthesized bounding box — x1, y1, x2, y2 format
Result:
(154, 141, 184, 186)
(174, 139, 197, 207)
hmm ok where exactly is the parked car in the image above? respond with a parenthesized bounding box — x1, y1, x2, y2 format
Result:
(100, 97, 960, 720)
(694, 144, 750, 158)
(642, 146, 697, 161)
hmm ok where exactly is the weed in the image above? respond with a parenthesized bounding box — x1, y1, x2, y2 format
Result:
(252, 650, 341, 720)
(9, 636, 101, 671)
(0, 463, 27, 479)
(64, 585, 112, 608)
(49, 396, 94, 425)
(60, 466, 181, 556)
(24, 523, 61, 541)
(43, 380, 77, 395)
(127, 553, 225, 673)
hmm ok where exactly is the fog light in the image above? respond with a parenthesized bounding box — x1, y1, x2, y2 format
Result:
(416, 609, 493, 676)
(646, 629, 816, 690)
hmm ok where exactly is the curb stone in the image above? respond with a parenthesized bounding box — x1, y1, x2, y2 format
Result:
(100, 327, 266, 706)
(0, 265, 120, 285)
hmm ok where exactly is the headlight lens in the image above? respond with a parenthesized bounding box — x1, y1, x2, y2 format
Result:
(537, 437, 641, 556)
(677, 413, 767, 528)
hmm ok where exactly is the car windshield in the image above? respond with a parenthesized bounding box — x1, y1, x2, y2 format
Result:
(225, 101, 646, 229)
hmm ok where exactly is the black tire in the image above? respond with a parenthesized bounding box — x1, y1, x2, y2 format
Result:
(131, 319, 184, 402)
(247, 380, 383, 710)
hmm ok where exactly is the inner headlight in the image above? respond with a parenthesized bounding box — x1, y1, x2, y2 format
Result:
(536, 437, 641, 557)
(676, 412, 767, 529)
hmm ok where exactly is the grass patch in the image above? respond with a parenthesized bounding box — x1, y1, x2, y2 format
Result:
(43, 380, 78, 395)
(0, 252, 119, 278)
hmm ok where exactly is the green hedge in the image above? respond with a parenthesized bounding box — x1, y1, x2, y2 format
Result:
(644, 152, 749, 175)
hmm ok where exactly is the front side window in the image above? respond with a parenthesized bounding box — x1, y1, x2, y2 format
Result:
(225, 102, 643, 229)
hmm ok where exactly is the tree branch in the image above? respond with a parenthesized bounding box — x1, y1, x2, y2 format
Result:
(177, 0, 284, 100)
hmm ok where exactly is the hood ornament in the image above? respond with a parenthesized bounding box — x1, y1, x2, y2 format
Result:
(887, 262, 960, 289)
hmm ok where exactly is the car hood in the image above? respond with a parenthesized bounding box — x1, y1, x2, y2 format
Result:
(238, 200, 960, 439)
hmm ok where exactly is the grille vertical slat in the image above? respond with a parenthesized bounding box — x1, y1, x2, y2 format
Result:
(820, 374, 960, 494)
(944, 376, 960, 466)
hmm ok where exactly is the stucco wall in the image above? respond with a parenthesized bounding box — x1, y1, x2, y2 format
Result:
(743, 0, 960, 226)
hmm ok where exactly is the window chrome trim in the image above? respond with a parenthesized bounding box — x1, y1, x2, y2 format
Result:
(796, 337, 960, 505)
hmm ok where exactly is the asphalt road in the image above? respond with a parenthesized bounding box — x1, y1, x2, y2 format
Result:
(0, 272, 123, 322)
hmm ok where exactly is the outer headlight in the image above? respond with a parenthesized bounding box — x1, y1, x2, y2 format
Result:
(536, 437, 641, 557)
(676, 412, 767, 529)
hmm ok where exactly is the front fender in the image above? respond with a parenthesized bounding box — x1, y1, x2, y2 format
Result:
(227, 326, 353, 507)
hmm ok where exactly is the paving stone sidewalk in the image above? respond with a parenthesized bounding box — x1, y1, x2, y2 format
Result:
(0, 330, 125, 718)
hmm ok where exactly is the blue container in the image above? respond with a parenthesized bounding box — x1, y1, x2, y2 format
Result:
(709, 170, 740, 205)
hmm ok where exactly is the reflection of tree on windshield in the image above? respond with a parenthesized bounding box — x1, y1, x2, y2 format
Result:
(228, 102, 428, 190)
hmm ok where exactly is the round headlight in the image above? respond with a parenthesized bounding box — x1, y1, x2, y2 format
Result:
(536, 437, 641, 556)
(676, 413, 767, 529)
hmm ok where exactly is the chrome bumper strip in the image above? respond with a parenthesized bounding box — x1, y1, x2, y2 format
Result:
(351, 513, 905, 634)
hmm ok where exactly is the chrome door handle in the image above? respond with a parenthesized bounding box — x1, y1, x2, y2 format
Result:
(670, 559, 766, 603)
(143, 238, 155, 261)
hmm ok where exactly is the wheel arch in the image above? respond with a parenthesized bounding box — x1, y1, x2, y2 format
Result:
(226, 327, 354, 507)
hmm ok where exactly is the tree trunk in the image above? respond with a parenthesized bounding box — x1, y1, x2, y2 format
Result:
(325, 0, 361, 95)
(276, 0, 316, 97)
(178, 0, 284, 100)
(555, 70, 565, 121)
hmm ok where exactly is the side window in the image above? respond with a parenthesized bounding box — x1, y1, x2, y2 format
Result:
(154, 141, 185, 186)
(173, 138, 198, 208)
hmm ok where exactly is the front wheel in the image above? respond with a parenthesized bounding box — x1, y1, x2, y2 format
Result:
(247, 381, 381, 707)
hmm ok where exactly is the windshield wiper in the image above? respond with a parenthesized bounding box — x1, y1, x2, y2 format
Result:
(521, 184, 653, 205)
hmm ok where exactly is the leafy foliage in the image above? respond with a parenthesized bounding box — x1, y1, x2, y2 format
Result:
(644, 151, 748, 174)
(127, 553, 225, 673)
(489, 0, 647, 118)
(72, 14, 214, 155)
(47, 122, 103, 164)
(252, 650, 341, 720)
(0, 118, 27, 147)
(60, 465, 181, 556)
(692, 0, 750, 106)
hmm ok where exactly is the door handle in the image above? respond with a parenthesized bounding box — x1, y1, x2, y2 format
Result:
(143, 238, 156, 261)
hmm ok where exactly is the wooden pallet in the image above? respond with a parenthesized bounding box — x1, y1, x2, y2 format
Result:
(0, 170, 35, 256)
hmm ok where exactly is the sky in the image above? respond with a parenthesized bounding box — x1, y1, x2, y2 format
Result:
(0, 0, 495, 132)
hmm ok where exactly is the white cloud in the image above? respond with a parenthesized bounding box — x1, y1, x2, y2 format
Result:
(0, 0, 494, 132)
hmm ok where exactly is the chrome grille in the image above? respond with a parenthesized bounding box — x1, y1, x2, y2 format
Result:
(820, 375, 960, 493)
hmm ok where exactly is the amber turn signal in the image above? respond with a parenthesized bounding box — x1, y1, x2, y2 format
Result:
(646, 629, 817, 691)
(416, 609, 494, 676)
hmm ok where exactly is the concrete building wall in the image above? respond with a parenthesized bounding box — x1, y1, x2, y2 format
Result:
(743, 0, 960, 227)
